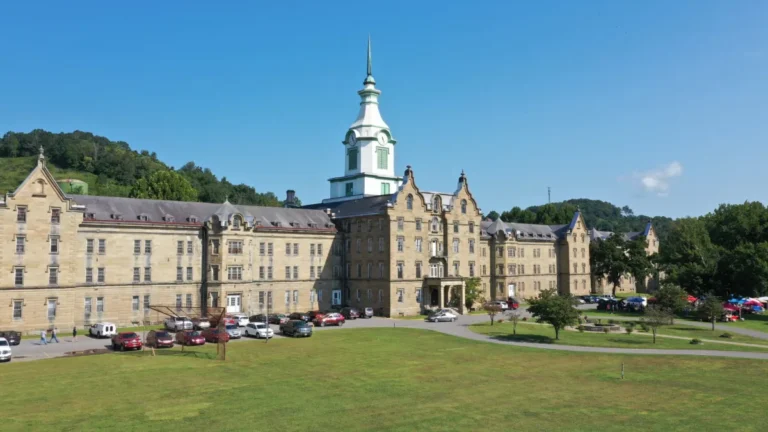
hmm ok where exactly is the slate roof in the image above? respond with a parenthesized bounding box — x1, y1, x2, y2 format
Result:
(588, 229, 646, 242)
(480, 219, 568, 241)
(302, 194, 393, 219)
(71, 195, 335, 230)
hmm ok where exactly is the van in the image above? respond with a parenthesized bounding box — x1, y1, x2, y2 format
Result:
(88, 322, 117, 338)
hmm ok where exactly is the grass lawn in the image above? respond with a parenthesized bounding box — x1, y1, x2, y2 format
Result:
(470, 322, 768, 351)
(584, 308, 768, 333)
(4, 328, 768, 432)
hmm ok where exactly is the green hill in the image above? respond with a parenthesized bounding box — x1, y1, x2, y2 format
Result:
(0, 130, 291, 206)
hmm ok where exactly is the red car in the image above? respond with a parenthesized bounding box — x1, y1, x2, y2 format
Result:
(111, 332, 142, 351)
(201, 328, 230, 343)
(506, 297, 520, 310)
(314, 312, 345, 327)
(176, 330, 206, 346)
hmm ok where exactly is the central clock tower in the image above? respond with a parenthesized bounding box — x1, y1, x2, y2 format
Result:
(324, 38, 402, 203)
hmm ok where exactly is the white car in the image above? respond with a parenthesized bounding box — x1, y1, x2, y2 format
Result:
(225, 324, 242, 339)
(164, 316, 193, 331)
(231, 313, 249, 327)
(88, 322, 117, 338)
(0, 337, 12, 362)
(486, 301, 509, 311)
(244, 322, 274, 339)
(428, 310, 458, 322)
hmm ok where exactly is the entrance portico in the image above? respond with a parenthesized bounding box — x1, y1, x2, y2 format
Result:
(423, 277, 466, 314)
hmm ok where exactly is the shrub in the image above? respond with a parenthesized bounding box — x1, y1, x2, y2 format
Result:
(625, 326, 634, 335)
(597, 319, 602, 325)
(690, 338, 703, 345)
(638, 322, 649, 332)
(521, 317, 528, 322)
(720, 332, 733, 339)
(603, 327, 611, 334)
(608, 319, 616, 325)
(578, 325, 585, 333)
(497, 319, 504, 324)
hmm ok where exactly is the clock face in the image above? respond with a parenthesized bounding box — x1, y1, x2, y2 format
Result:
(378, 134, 387, 145)
(348, 134, 356, 146)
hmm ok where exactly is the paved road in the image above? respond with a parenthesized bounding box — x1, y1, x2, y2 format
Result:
(7, 310, 768, 363)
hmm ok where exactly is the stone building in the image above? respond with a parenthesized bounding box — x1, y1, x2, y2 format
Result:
(589, 224, 660, 294)
(0, 41, 641, 331)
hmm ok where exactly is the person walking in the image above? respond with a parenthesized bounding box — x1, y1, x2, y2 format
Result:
(40, 329, 47, 345)
(48, 326, 60, 343)
(72, 326, 78, 342)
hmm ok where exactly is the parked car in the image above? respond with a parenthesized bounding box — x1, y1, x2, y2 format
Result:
(340, 307, 360, 320)
(280, 320, 313, 337)
(89, 322, 117, 338)
(231, 313, 249, 327)
(268, 314, 289, 325)
(626, 296, 648, 307)
(176, 330, 205, 346)
(223, 316, 237, 326)
(307, 311, 325, 322)
(361, 307, 374, 319)
(0, 337, 12, 362)
(506, 297, 520, 310)
(191, 317, 211, 330)
(201, 328, 230, 343)
(428, 310, 458, 322)
(164, 316, 193, 332)
(225, 324, 242, 339)
(289, 312, 310, 322)
(249, 314, 268, 323)
(485, 301, 508, 311)
(314, 312, 345, 327)
(111, 332, 142, 351)
(0, 331, 21, 346)
(146, 330, 174, 348)
(244, 322, 274, 339)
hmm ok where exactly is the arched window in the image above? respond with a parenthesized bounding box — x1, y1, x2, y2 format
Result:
(432, 196, 441, 213)
(461, 199, 467, 214)
(233, 216, 241, 230)
(431, 217, 440, 233)
(406, 194, 413, 210)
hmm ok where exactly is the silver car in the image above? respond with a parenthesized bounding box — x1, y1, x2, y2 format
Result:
(225, 324, 242, 339)
(428, 310, 458, 322)
(244, 322, 274, 339)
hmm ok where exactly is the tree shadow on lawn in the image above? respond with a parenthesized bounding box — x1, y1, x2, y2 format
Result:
(606, 338, 650, 345)
(489, 334, 554, 344)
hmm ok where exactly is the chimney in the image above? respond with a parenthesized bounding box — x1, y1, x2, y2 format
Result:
(285, 190, 296, 208)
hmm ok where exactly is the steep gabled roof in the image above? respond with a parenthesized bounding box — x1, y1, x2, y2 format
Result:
(303, 194, 393, 219)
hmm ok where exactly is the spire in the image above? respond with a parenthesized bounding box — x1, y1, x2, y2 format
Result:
(38, 146, 45, 166)
(364, 36, 375, 85)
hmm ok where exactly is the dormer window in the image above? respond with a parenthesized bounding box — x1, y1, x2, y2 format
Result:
(162, 215, 175, 222)
(271, 221, 281, 227)
(85, 213, 95, 220)
(290, 221, 299, 227)
(187, 216, 198, 223)
(406, 194, 413, 210)
(431, 217, 440, 233)
(111, 214, 123, 220)
(233, 216, 242, 230)
(461, 199, 467, 214)
(432, 196, 441, 213)
(138, 214, 149, 222)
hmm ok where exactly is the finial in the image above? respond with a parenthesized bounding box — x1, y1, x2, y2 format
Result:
(367, 35, 372, 77)
(224, 196, 229, 203)
(38, 146, 45, 166)
(461, 169, 465, 176)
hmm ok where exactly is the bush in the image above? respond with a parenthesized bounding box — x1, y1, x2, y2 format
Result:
(497, 319, 504, 324)
(638, 322, 649, 332)
(597, 319, 602, 325)
(603, 327, 611, 334)
(578, 325, 585, 333)
(625, 326, 634, 335)
(720, 332, 733, 339)
(690, 338, 703, 345)
(522, 317, 528, 322)
(608, 319, 616, 325)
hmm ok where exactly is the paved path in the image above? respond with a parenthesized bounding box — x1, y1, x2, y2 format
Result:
(7, 310, 768, 363)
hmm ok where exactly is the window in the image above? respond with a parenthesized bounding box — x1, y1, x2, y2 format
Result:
(356, 239, 361, 253)
(347, 147, 358, 170)
(47, 298, 57, 319)
(13, 300, 22, 320)
(259, 242, 265, 255)
(432, 196, 441, 212)
(367, 263, 372, 279)
(228, 266, 243, 281)
(520, 248, 525, 258)
(581, 248, 586, 258)
(310, 266, 316, 279)
(293, 266, 298, 279)
(397, 288, 404, 303)
(381, 183, 390, 195)
(85, 297, 92, 317)
(99, 239, 106, 254)
(453, 221, 459, 233)
(431, 217, 440, 232)
(356, 263, 362, 278)
(268, 243, 273, 255)
(573, 264, 578, 273)
(177, 267, 183, 282)
(582, 263, 586, 274)
(15, 236, 25, 254)
(519, 264, 525, 275)
(453, 238, 459, 253)
(176, 295, 182, 311)
(129, 266, 140, 283)
(497, 247, 504, 258)
(497, 264, 504, 275)
(47, 267, 58, 285)
(284, 290, 290, 305)
(581, 234, 586, 243)
(310, 244, 316, 256)
(573, 248, 577, 258)
(469, 222, 475, 233)
(396, 262, 404, 279)
(134, 240, 141, 255)
(415, 238, 422, 253)
(378, 289, 383, 303)
(469, 262, 475, 277)
(379, 262, 385, 278)
(397, 217, 404, 231)
(416, 262, 422, 278)
(187, 241, 193, 254)
(415, 218, 422, 231)
(186, 294, 192, 309)
(367, 238, 373, 253)
(293, 243, 299, 255)
(453, 261, 460, 276)
(86, 239, 94, 254)
(96, 297, 104, 313)
(267, 291, 273, 306)
(482, 248, 486, 257)
(229, 241, 243, 254)
(407, 194, 413, 210)
(377, 147, 388, 169)
(293, 290, 299, 304)
(285, 266, 291, 279)
(177, 241, 184, 255)
(17, 206, 26, 222)
(318, 244, 323, 256)
(144, 295, 150, 313)
(144, 267, 152, 282)
(379, 237, 384, 252)
(582, 280, 587, 291)
(86, 268, 93, 284)
(258, 266, 265, 280)
(187, 267, 193, 281)
(132, 296, 140, 312)
(97, 268, 105, 283)
(145, 240, 152, 254)
(345, 182, 354, 196)
(397, 236, 404, 252)
(317, 266, 322, 278)
(469, 239, 475, 254)
(233, 216, 241, 230)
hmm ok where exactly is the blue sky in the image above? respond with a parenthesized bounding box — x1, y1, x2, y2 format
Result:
(1, 1, 766, 218)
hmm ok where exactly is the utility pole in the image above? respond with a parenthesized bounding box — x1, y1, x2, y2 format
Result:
(547, 187, 551, 204)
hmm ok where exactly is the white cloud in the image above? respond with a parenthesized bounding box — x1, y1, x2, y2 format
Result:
(634, 161, 683, 197)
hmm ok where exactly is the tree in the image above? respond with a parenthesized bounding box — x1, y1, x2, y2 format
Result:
(509, 310, 521, 335)
(129, 170, 198, 202)
(653, 283, 689, 320)
(591, 233, 653, 297)
(698, 295, 724, 331)
(526, 289, 580, 340)
(659, 218, 718, 296)
(639, 306, 673, 343)
(715, 242, 768, 298)
(463, 277, 483, 311)
(486, 210, 500, 221)
(482, 300, 502, 326)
